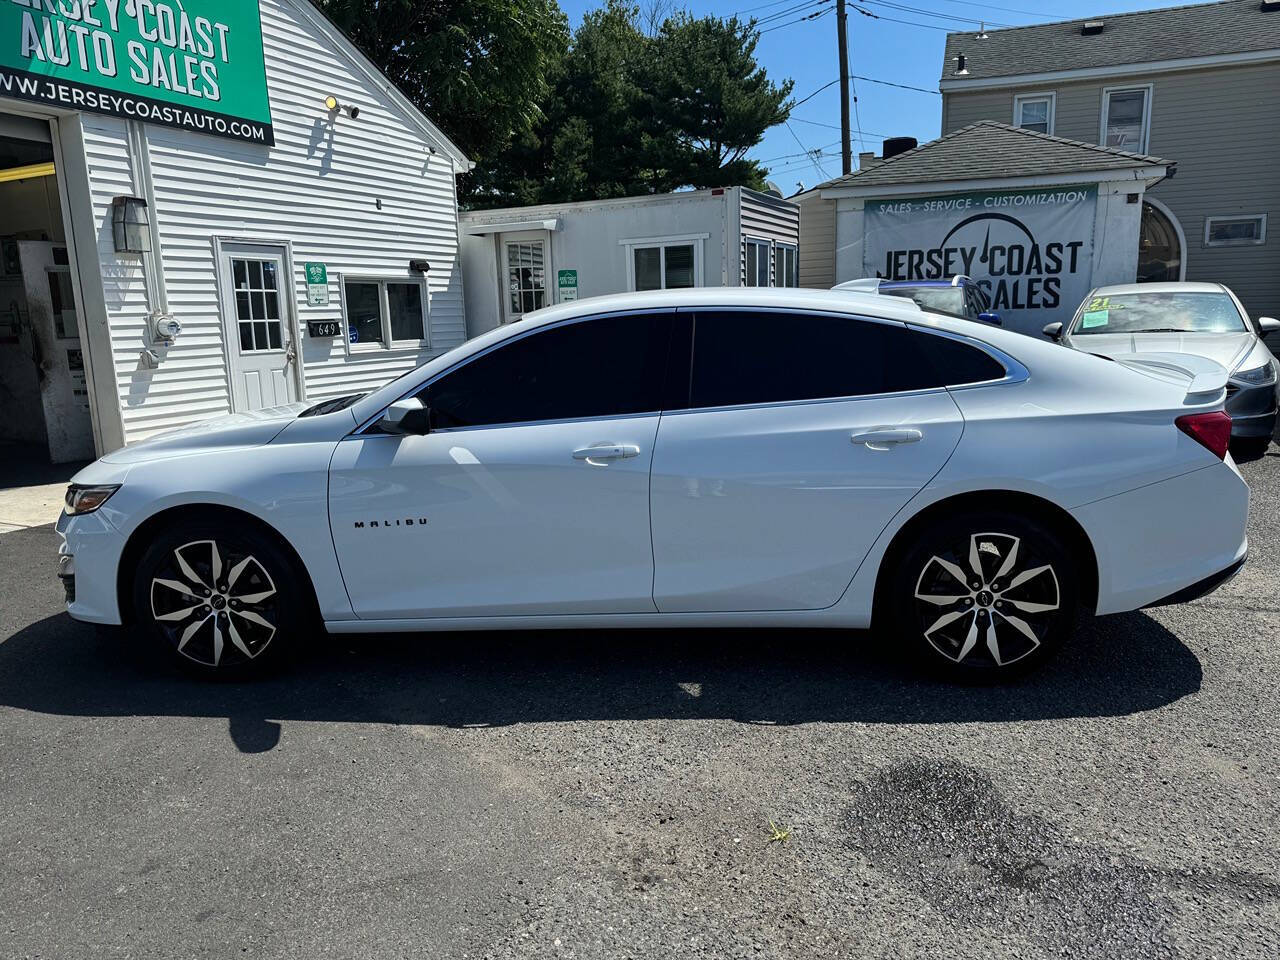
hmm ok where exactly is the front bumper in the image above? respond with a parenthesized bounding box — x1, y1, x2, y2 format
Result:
(1226, 381, 1278, 439)
(56, 509, 128, 625)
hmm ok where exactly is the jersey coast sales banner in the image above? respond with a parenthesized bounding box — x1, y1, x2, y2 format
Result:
(2, 0, 273, 144)
(864, 187, 1098, 330)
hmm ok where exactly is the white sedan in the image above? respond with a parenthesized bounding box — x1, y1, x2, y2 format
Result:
(58, 288, 1249, 680)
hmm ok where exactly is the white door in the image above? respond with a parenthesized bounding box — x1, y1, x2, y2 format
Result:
(650, 309, 967, 612)
(328, 311, 675, 619)
(501, 231, 550, 324)
(218, 242, 299, 410)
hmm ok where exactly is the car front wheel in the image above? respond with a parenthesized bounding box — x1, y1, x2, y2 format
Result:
(888, 510, 1079, 680)
(132, 519, 306, 676)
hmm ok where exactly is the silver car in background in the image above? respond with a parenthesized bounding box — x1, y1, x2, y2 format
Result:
(1045, 282, 1280, 454)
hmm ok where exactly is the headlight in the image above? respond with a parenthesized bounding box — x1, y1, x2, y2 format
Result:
(64, 484, 120, 516)
(1231, 359, 1278, 386)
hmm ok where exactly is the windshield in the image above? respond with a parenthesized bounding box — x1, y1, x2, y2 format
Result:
(882, 286, 964, 318)
(1072, 292, 1248, 335)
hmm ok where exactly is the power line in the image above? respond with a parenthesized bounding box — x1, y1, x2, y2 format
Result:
(927, 0, 1044, 17)
(858, 0, 1016, 28)
(791, 78, 841, 109)
(783, 119, 831, 178)
(760, 7, 832, 33)
(754, 0, 828, 26)
(790, 116, 894, 139)
(852, 4, 955, 32)
(759, 139, 842, 163)
(734, 0, 813, 14)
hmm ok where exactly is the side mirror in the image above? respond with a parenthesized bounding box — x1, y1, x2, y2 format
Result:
(1258, 316, 1280, 333)
(377, 397, 431, 435)
(1042, 322, 1064, 341)
(977, 311, 1002, 326)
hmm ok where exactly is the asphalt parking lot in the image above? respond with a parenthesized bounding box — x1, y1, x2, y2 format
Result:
(2, 453, 1279, 960)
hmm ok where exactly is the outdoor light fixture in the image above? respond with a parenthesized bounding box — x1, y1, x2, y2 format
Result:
(323, 95, 360, 119)
(409, 259, 431, 274)
(111, 196, 152, 254)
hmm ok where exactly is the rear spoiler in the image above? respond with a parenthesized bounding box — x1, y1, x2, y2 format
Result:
(1110, 352, 1229, 405)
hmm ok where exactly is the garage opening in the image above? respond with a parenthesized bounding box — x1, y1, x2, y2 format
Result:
(0, 113, 93, 475)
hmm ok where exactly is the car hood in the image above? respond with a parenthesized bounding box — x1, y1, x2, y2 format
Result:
(1071, 331, 1255, 372)
(99, 403, 308, 464)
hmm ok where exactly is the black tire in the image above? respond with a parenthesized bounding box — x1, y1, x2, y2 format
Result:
(131, 518, 308, 677)
(887, 510, 1079, 681)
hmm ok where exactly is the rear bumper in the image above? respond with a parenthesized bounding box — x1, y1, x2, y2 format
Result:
(1143, 552, 1246, 608)
(1071, 461, 1250, 615)
(1226, 381, 1278, 438)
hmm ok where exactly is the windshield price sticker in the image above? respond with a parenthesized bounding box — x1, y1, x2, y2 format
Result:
(1081, 310, 1110, 328)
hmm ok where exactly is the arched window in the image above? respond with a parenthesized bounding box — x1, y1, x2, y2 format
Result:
(1138, 201, 1183, 283)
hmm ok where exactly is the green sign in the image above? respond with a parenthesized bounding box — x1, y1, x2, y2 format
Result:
(304, 261, 328, 307)
(2, 0, 274, 144)
(557, 268, 578, 302)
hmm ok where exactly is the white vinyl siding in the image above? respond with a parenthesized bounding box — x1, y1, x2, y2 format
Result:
(738, 189, 801, 286)
(78, 0, 465, 443)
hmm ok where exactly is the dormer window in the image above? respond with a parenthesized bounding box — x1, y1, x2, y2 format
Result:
(1101, 84, 1153, 153)
(1013, 92, 1056, 135)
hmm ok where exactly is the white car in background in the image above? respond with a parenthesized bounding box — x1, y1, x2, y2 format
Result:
(59, 288, 1248, 681)
(1045, 282, 1279, 455)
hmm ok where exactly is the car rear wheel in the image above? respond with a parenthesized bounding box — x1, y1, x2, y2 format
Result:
(888, 510, 1079, 681)
(132, 520, 306, 676)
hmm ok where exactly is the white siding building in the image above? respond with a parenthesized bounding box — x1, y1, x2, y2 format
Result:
(460, 187, 800, 337)
(0, 0, 469, 463)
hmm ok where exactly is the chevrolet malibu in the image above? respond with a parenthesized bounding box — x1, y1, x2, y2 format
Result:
(58, 288, 1249, 681)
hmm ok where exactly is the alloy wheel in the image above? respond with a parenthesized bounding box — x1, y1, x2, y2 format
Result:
(912, 531, 1060, 668)
(148, 539, 279, 667)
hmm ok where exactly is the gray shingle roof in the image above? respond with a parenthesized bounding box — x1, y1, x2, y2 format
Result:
(943, 0, 1280, 82)
(817, 121, 1171, 191)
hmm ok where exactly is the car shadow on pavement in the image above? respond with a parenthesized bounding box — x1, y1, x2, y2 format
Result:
(0, 610, 1201, 753)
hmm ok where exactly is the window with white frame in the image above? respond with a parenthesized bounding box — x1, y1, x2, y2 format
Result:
(744, 238, 771, 287)
(625, 237, 702, 291)
(1204, 214, 1267, 247)
(1013, 92, 1055, 134)
(776, 242, 798, 287)
(341, 276, 428, 348)
(1101, 85, 1152, 153)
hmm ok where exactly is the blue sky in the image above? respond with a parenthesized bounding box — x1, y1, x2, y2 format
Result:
(556, 0, 1172, 193)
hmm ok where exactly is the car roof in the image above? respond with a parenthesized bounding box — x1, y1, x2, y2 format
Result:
(517, 286, 933, 327)
(1089, 281, 1227, 296)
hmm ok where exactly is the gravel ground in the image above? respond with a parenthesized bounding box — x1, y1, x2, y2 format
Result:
(1, 452, 1278, 959)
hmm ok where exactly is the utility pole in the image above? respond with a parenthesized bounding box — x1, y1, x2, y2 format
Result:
(836, 0, 852, 175)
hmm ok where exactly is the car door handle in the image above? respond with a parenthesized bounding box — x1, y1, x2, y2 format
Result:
(851, 428, 924, 450)
(573, 443, 641, 464)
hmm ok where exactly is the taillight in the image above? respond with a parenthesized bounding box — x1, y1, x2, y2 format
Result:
(1175, 411, 1232, 460)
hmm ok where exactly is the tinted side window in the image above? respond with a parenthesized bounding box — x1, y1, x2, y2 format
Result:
(687, 311, 940, 409)
(911, 330, 1007, 385)
(421, 312, 673, 428)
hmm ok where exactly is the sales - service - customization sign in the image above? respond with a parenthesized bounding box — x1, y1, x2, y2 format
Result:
(865, 187, 1097, 330)
(2, 0, 273, 144)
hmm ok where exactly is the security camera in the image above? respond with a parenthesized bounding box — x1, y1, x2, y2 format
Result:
(345, 104, 360, 120)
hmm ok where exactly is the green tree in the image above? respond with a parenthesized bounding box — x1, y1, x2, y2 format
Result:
(312, 0, 568, 202)
(642, 13, 793, 192)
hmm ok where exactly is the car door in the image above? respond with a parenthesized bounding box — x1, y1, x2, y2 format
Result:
(650, 309, 966, 613)
(329, 311, 675, 619)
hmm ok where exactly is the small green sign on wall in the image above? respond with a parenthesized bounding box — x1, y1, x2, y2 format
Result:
(304, 262, 329, 307)
(2, 0, 274, 144)
(557, 269, 578, 302)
